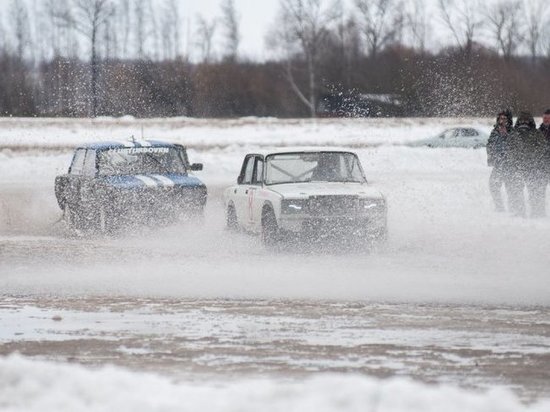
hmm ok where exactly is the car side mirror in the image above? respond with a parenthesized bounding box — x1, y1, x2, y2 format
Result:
(189, 163, 203, 171)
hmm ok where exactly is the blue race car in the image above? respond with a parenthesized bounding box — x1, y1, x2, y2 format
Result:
(55, 139, 206, 233)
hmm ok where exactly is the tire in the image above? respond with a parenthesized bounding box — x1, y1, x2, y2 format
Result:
(191, 204, 206, 218)
(64, 203, 81, 230)
(367, 224, 388, 250)
(226, 204, 238, 232)
(261, 207, 280, 247)
(94, 204, 115, 235)
(97, 205, 108, 234)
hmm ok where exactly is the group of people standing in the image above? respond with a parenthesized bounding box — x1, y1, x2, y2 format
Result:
(487, 109, 550, 218)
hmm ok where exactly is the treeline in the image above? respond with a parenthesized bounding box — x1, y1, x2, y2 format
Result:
(0, 0, 549, 118)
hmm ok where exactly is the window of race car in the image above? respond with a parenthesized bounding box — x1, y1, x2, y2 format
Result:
(96, 147, 187, 176)
(264, 152, 366, 185)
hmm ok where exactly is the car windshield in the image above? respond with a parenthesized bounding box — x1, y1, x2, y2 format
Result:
(265, 152, 366, 185)
(461, 128, 478, 137)
(97, 147, 186, 176)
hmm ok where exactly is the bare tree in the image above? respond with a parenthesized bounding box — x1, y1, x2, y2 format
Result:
(160, 0, 181, 60)
(161, 7, 174, 60)
(44, 0, 61, 57)
(407, 0, 429, 53)
(271, 0, 338, 117)
(354, 0, 403, 59)
(134, 0, 148, 59)
(0, 12, 4, 53)
(196, 15, 217, 63)
(148, 0, 162, 61)
(118, 0, 132, 58)
(485, 0, 522, 60)
(220, 0, 240, 62)
(438, 0, 482, 58)
(56, 0, 115, 116)
(10, 0, 31, 60)
(45, 0, 77, 59)
(169, 0, 181, 59)
(102, 10, 118, 59)
(544, 19, 550, 59)
(332, 0, 361, 87)
(523, 0, 546, 62)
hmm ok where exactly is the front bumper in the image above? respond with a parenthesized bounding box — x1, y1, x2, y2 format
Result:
(280, 214, 386, 235)
(278, 196, 386, 235)
(102, 185, 207, 218)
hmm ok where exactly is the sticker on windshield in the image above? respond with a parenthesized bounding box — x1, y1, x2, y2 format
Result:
(111, 148, 170, 154)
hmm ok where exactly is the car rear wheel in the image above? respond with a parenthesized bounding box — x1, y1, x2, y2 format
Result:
(226, 204, 238, 232)
(64, 204, 81, 230)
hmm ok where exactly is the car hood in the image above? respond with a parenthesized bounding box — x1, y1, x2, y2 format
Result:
(268, 182, 384, 199)
(101, 174, 204, 189)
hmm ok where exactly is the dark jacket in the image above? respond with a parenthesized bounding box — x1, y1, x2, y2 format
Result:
(540, 123, 550, 171)
(487, 126, 509, 167)
(506, 123, 545, 178)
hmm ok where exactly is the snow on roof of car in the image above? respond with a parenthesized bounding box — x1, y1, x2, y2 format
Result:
(77, 139, 179, 150)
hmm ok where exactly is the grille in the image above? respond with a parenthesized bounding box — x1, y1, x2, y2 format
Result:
(308, 195, 359, 216)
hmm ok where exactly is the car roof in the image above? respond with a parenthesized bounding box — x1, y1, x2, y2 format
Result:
(248, 147, 358, 157)
(77, 139, 180, 150)
(442, 127, 478, 132)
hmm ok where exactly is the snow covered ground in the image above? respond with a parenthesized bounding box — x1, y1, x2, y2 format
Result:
(0, 116, 496, 149)
(2, 354, 550, 412)
(1, 117, 549, 411)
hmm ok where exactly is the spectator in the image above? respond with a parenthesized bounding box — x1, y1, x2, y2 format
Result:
(505, 112, 546, 217)
(539, 108, 550, 188)
(487, 110, 512, 212)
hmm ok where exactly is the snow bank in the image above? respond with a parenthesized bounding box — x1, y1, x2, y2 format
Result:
(0, 151, 70, 184)
(0, 117, 495, 149)
(1, 355, 548, 412)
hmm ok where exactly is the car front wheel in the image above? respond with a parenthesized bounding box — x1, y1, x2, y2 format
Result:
(94, 205, 116, 235)
(261, 207, 280, 247)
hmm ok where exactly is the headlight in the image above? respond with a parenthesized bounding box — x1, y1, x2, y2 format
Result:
(281, 199, 308, 214)
(360, 198, 385, 211)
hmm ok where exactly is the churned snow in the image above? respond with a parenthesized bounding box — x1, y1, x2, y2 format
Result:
(1, 355, 549, 412)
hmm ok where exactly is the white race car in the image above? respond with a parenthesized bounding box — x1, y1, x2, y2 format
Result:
(223, 148, 387, 247)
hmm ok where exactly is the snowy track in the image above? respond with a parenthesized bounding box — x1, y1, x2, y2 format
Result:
(1, 297, 550, 401)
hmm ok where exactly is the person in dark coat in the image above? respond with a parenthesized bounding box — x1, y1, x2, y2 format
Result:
(539, 109, 550, 183)
(487, 110, 512, 211)
(505, 111, 546, 217)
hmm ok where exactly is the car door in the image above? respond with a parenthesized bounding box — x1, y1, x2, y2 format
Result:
(79, 149, 98, 210)
(234, 155, 255, 226)
(64, 149, 86, 207)
(247, 156, 265, 231)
